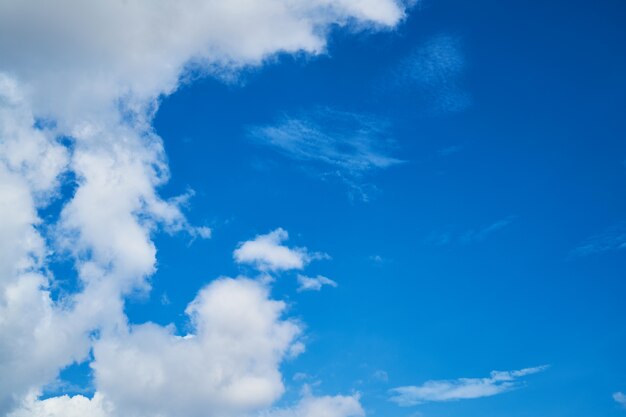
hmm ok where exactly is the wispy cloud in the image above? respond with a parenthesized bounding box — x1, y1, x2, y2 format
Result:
(389, 366, 548, 407)
(248, 108, 403, 200)
(390, 34, 470, 114)
(614, 392, 626, 408)
(572, 222, 626, 256)
(425, 217, 515, 246)
(296, 274, 337, 292)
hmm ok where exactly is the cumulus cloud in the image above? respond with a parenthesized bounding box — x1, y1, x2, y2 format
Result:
(389, 366, 548, 406)
(8, 277, 367, 417)
(263, 391, 364, 417)
(91, 277, 302, 417)
(615, 392, 626, 408)
(297, 274, 338, 292)
(11, 390, 365, 417)
(0, 0, 406, 128)
(0, 0, 407, 415)
(234, 228, 326, 272)
(0, 78, 91, 413)
(9, 394, 112, 417)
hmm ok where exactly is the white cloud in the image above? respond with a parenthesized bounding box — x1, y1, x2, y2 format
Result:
(389, 366, 548, 406)
(249, 108, 403, 201)
(0, 0, 406, 129)
(234, 228, 326, 272)
(250, 108, 403, 175)
(0, 81, 90, 412)
(262, 389, 364, 417)
(8, 277, 366, 417)
(297, 274, 338, 292)
(615, 392, 626, 408)
(9, 394, 112, 417)
(11, 390, 365, 417)
(0, 0, 408, 414)
(91, 277, 302, 417)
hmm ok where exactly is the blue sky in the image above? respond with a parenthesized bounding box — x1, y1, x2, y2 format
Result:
(1, 1, 625, 417)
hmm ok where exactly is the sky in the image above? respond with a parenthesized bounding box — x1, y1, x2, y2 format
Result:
(0, 0, 625, 417)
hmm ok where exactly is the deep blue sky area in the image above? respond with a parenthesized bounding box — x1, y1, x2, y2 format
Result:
(118, 1, 626, 415)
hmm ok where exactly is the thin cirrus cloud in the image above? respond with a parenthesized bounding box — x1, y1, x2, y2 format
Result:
(389, 366, 549, 407)
(425, 217, 516, 246)
(248, 108, 404, 199)
(234, 228, 328, 272)
(0, 0, 408, 416)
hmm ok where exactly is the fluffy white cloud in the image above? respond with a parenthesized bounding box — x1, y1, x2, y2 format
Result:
(297, 274, 338, 292)
(234, 228, 326, 272)
(11, 390, 364, 417)
(0, 0, 407, 414)
(0, 0, 405, 130)
(615, 392, 626, 408)
(91, 277, 302, 417)
(8, 277, 367, 417)
(9, 394, 113, 417)
(263, 391, 364, 417)
(0, 78, 90, 413)
(389, 366, 548, 406)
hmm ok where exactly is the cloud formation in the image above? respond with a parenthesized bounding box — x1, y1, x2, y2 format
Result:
(234, 228, 326, 272)
(250, 108, 403, 175)
(297, 274, 338, 292)
(615, 392, 626, 408)
(389, 366, 548, 406)
(0, 0, 407, 415)
(249, 108, 403, 201)
(91, 277, 302, 417)
(263, 391, 364, 417)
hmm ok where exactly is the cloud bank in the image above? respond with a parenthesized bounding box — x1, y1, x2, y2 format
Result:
(0, 0, 408, 415)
